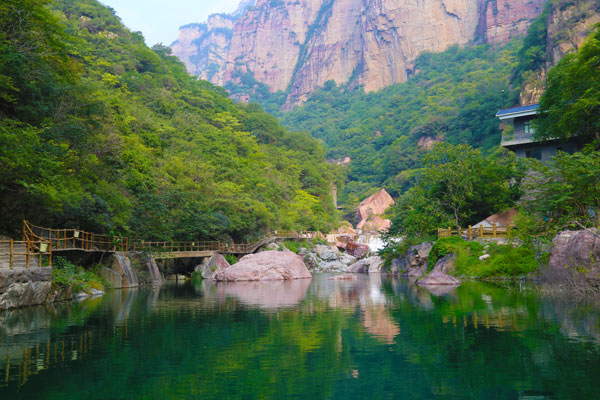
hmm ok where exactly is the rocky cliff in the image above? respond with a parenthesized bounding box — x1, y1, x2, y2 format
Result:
(173, 0, 547, 106)
(520, 0, 600, 105)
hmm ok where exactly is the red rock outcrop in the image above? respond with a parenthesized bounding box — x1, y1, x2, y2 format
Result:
(356, 189, 394, 231)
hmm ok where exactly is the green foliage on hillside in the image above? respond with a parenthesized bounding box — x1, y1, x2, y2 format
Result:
(280, 42, 521, 206)
(0, 0, 341, 241)
(387, 143, 523, 239)
(535, 25, 600, 143)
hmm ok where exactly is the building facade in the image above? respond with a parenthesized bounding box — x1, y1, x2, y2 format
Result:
(496, 104, 581, 161)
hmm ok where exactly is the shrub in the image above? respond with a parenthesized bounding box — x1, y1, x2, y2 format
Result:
(224, 254, 238, 265)
(52, 256, 106, 293)
(191, 271, 202, 283)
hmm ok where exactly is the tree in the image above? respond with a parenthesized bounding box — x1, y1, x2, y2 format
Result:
(388, 143, 522, 239)
(520, 150, 600, 229)
(535, 25, 600, 143)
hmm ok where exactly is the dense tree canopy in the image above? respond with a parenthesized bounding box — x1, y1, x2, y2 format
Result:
(0, 0, 342, 240)
(280, 42, 521, 208)
(535, 25, 600, 143)
(388, 143, 523, 239)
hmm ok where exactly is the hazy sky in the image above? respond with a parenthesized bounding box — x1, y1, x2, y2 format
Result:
(100, 0, 241, 45)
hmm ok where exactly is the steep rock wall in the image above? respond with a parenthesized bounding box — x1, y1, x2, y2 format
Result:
(173, 0, 548, 106)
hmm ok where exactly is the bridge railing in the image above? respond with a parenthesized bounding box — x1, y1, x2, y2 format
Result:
(20, 221, 333, 258)
(23, 221, 128, 252)
(131, 241, 221, 254)
(0, 239, 52, 268)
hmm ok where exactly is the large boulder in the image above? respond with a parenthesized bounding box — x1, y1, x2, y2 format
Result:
(0, 268, 53, 310)
(418, 253, 460, 286)
(547, 229, 600, 284)
(348, 256, 384, 274)
(418, 271, 461, 286)
(347, 242, 370, 258)
(299, 249, 319, 270)
(404, 242, 433, 277)
(356, 189, 395, 231)
(197, 253, 231, 279)
(390, 256, 408, 275)
(315, 244, 338, 261)
(433, 254, 455, 275)
(213, 250, 311, 281)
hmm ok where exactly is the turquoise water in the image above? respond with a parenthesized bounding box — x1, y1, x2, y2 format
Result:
(2, 275, 600, 399)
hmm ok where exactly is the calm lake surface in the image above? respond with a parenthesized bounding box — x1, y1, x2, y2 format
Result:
(2, 274, 600, 399)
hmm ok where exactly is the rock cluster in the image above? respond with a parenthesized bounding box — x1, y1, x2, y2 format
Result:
(390, 242, 460, 286)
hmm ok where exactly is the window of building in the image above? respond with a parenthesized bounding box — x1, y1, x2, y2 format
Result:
(523, 120, 535, 135)
(525, 149, 542, 160)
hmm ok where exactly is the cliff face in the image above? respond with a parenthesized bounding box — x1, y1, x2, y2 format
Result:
(520, 0, 600, 105)
(171, 15, 235, 80)
(173, 0, 548, 106)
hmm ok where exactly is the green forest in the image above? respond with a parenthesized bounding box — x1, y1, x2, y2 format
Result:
(0, 0, 343, 242)
(262, 0, 598, 210)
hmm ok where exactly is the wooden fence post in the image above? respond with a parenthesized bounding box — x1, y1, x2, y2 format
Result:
(468, 226, 472, 240)
(493, 223, 497, 238)
(479, 225, 484, 238)
(9, 239, 13, 269)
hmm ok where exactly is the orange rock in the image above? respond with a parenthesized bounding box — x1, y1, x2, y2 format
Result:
(356, 189, 394, 232)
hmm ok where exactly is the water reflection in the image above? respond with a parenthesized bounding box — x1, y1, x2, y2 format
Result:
(1, 276, 600, 399)
(208, 279, 312, 309)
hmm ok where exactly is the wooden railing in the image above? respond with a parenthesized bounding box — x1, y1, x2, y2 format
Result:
(0, 239, 52, 269)
(438, 224, 514, 240)
(20, 221, 328, 259)
(23, 221, 128, 253)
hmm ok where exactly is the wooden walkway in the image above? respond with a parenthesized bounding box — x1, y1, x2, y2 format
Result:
(0, 221, 324, 269)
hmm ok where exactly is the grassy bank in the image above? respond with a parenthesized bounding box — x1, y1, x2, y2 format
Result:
(422, 237, 538, 278)
(51, 257, 109, 293)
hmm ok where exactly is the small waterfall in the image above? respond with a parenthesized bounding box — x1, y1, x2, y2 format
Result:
(112, 253, 139, 288)
(145, 258, 163, 284)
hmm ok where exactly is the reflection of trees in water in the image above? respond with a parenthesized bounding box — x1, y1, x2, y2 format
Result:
(2, 279, 600, 398)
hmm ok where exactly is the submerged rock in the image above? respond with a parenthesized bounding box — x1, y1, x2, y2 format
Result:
(329, 274, 358, 280)
(213, 250, 311, 281)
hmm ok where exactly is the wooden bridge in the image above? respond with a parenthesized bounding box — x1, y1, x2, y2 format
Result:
(0, 221, 325, 269)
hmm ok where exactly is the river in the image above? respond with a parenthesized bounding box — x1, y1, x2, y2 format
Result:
(2, 274, 600, 399)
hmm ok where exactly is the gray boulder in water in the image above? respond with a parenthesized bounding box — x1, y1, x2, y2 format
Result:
(213, 250, 311, 281)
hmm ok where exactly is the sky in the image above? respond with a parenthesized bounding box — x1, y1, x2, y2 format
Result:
(99, 0, 241, 46)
